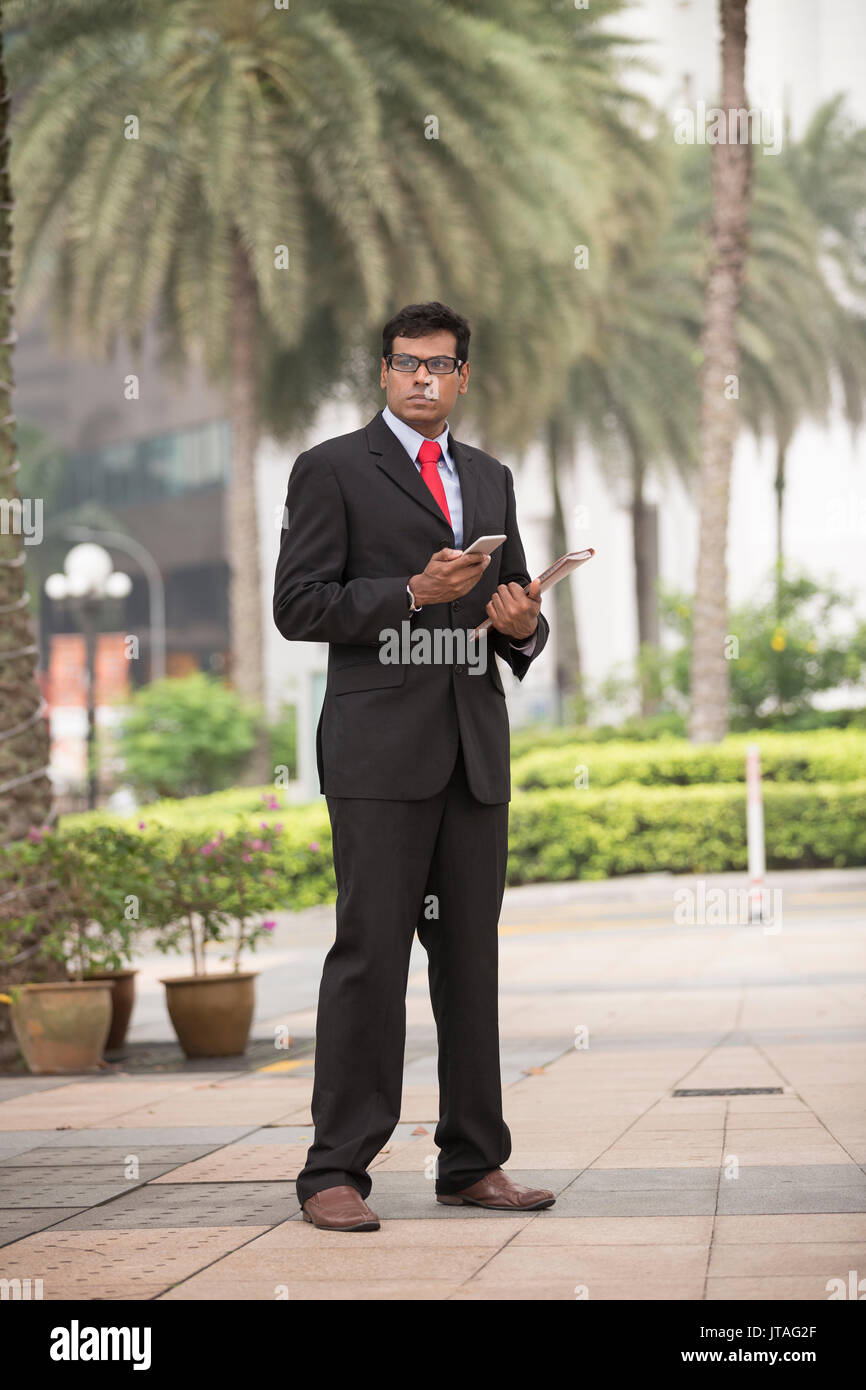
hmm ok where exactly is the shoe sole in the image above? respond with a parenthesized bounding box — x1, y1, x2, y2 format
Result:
(302, 1209, 380, 1231)
(436, 1194, 556, 1210)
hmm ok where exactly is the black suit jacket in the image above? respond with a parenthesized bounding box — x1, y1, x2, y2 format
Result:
(272, 409, 549, 802)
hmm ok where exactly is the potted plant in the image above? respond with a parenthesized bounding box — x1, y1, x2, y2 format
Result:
(0, 824, 147, 1071)
(44, 824, 146, 1052)
(152, 822, 282, 1058)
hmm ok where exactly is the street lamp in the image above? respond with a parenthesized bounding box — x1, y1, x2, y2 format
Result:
(44, 543, 132, 809)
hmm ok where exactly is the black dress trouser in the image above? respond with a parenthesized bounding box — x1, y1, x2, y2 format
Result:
(295, 737, 512, 1205)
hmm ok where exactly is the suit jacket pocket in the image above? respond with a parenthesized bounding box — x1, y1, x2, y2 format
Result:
(331, 661, 407, 695)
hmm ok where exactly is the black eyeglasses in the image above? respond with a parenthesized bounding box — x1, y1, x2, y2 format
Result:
(385, 353, 464, 375)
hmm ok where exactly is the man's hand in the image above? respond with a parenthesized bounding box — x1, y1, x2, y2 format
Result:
(485, 578, 541, 640)
(409, 547, 490, 604)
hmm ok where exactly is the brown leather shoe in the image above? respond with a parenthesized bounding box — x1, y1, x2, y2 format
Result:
(301, 1184, 380, 1231)
(437, 1168, 555, 1211)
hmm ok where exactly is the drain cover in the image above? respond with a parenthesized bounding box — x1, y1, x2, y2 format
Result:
(673, 1087, 784, 1096)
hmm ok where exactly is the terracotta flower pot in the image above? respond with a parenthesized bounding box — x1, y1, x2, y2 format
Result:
(10, 981, 113, 1075)
(159, 972, 258, 1058)
(82, 968, 139, 1052)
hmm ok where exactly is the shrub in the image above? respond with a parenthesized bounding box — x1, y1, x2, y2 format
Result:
(506, 780, 866, 883)
(116, 673, 260, 800)
(511, 729, 866, 792)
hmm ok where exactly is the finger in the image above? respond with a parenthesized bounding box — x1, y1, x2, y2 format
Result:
(526, 578, 541, 601)
(436, 548, 464, 561)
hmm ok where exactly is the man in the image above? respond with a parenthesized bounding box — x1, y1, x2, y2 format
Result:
(273, 300, 555, 1231)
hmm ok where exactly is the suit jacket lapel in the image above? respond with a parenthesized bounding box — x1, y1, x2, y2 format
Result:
(449, 433, 477, 547)
(365, 411, 477, 546)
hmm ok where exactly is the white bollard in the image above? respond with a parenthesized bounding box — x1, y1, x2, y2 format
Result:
(745, 742, 766, 923)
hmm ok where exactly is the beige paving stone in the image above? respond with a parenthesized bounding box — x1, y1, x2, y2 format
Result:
(150, 1143, 309, 1182)
(725, 1114, 824, 1129)
(705, 1275, 847, 1300)
(714, 1213, 866, 1243)
(0, 1081, 197, 1131)
(591, 1152, 723, 1169)
(451, 1278, 704, 1301)
(708, 1241, 866, 1277)
(256, 1216, 531, 1248)
(0, 1227, 265, 1299)
(196, 1241, 494, 1282)
(511, 1216, 714, 1246)
(462, 1242, 709, 1285)
(105, 1091, 302, 1127)
(160, 1277, 464, 1300)
(630, 1115, 727, 1132)
(723, 1144, 854, 1164)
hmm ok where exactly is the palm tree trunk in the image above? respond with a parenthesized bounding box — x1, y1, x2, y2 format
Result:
(0, 4, 61, 1062)
(689, 0, 752, 744)
(630, 450, 661, 716)
(227, 236, 270, 782)
(0, 9, 51, 845)
(547, 413, 583, 722)
(773, 435, 786, 619)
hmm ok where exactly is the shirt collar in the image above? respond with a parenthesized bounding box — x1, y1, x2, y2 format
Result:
(381, 404, 455, 472)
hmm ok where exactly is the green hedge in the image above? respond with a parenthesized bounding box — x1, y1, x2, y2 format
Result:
(55, 775, 866, 906)
(511, 730, 866, 792)
(506, 779, 866, 882)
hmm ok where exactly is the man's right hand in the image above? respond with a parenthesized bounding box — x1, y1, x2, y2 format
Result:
(409, 547, 491, 605)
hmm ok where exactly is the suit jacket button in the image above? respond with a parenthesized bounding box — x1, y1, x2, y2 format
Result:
(455, 664, 465, 675)
(453, 600, 460, 610)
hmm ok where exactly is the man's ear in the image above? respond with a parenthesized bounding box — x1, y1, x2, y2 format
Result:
(380, 358, 388, 389)
(458, 362, 470, 395)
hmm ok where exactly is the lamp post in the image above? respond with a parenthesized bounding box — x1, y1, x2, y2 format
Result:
(45, 543, 132, 809)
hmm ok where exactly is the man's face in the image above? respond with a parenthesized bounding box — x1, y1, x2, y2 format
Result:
(380, 330, 470, 435)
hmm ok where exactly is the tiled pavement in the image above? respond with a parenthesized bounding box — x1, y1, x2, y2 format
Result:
(1, 867, 864, 1300)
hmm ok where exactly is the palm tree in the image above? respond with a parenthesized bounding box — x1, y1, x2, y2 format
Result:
(0, 1, 51, 846)
(772, 98, 866, 583)
(0, 0, 59, 1064)
(8, 0, 623, 731)
(689, 0, 752, 743)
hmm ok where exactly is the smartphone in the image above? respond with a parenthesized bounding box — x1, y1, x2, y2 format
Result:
(461, 534, 506, 557)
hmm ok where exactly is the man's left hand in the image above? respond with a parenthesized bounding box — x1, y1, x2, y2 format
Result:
(485, 578, 541, 640)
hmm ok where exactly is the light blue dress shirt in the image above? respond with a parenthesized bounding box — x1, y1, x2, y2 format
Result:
(381, 403, 463, 547)
(381, 404, 536, 655)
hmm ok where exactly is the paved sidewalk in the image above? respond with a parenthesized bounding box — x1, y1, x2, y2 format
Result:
(1, 868, 864, 1300)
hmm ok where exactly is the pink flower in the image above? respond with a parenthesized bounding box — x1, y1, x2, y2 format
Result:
(242, 853, 252, 863)
(137, 821, 146, 830)
(262, 920, 276, 932)
(27, 826, 45, 842)
(309, 841, 320, 853)
(263, 868, 275, 879)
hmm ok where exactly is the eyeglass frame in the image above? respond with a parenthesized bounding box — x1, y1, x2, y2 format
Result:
(384, 352, 465, 375)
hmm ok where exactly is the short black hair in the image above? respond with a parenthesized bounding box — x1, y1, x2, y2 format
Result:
(382, 301, 470, 362)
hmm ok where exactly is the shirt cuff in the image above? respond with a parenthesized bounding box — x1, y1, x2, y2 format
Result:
(509, 629, 537, 657)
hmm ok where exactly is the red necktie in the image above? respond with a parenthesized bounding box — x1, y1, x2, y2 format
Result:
(417, 439, 452, 526)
